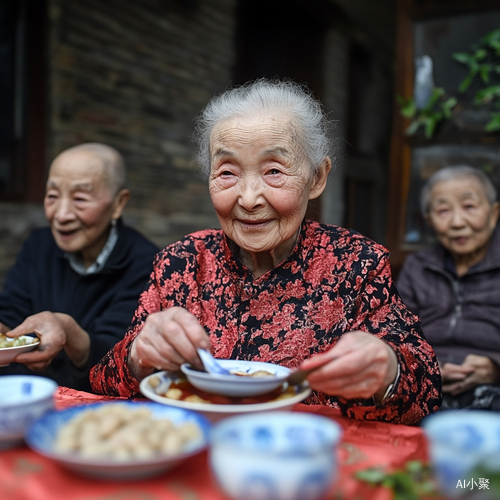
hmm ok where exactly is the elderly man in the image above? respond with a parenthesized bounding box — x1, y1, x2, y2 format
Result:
(0, 143, 158, 391)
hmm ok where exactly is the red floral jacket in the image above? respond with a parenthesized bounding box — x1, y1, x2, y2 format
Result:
(90, 220, 442, 424)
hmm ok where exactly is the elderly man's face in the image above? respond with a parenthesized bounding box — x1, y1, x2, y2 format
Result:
(427, 177, 500, 259)
(44, 149, 118, 266)
(208, 113, 327, 259)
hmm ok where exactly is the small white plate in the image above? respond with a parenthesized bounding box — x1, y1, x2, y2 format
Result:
(181, 360, 291, 397)
(0, 336, 40, 367)
(140, 371, 311, 421)
(25, 401, 211, 480)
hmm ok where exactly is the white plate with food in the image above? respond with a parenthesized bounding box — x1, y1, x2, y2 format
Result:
(140, 371, 311, 421)
(0, 335, 40, 367)
(25, 401, 211, 480)
(181, 359, 291, 397)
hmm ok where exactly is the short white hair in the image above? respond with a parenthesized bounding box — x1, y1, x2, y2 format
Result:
(193, 79, 337, 178)
(421, 165, 497, 215)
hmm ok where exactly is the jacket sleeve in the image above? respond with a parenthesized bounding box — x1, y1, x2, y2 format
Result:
(63, 256, 158, 391)
(335, 254, 442, 424)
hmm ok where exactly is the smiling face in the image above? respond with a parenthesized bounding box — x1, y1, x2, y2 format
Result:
(427, 176, 500, 263)
(44, 149, 128, 267)
(208, 112, 330, 272)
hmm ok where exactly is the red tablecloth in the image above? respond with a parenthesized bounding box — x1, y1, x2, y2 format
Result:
(0, 387, 436, 500)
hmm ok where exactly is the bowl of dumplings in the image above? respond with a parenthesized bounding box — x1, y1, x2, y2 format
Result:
(25, 401, 211, 480)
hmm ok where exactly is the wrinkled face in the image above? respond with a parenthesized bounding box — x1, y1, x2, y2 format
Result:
(44, 149, 117, 263)
(427, 176, 499, 258)
(208, 113, 320, 256)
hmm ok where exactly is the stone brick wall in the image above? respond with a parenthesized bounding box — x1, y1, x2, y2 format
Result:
(48, 0, 236, 246)
(0, 0, 236, 287)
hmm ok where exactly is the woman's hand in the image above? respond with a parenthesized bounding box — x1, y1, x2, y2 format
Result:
(128, 307, 210, 381)
(441, 354, 500, 395)
(299, 331, 398, 401)
(7, 312, 90, 372)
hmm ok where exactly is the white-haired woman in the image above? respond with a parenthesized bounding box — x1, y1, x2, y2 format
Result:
(91, 80, 441, 424)
(398, 165, 500, 410)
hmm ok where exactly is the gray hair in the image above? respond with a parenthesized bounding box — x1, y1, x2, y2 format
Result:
(63, 143, 126, 195)
(193, 79, 337, 177)
(420, 165, 497, 215)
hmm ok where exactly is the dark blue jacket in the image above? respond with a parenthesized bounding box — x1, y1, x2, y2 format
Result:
(0, 220, 158, 391)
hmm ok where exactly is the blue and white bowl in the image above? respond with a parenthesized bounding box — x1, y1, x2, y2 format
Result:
(0, 375, 58, 449)
(26, 401, 211, 480)
(181, 360, 291, 397)
(423, 410, 500, 497)
(210, 411, 343, 500)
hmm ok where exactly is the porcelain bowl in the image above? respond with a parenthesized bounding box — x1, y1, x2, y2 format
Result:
(26, 401, 211, 480)
(0, 375, 58, 449)
(422, 410, 500, 498)
(181, 360, 291, 397)
(0, 335, 40, 367)
(209, 411, 342, 500)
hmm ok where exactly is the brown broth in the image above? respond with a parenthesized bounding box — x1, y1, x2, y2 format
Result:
(165, 379, 295, 405)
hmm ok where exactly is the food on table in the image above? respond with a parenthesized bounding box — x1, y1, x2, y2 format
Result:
(0, 334, 29, 349)
(54, 404, 202, 460)
(232, 369, 275, 377)
(147, 375, 296, 405)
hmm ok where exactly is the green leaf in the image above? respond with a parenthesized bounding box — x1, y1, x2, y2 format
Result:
(405, 120, 421, 136)
(482, 28, 500, 46)
(485, 112, 500, 132)
(355, 468, 387, 483)
(397, 95, 417, 118)
(459, 70, 478, 93)
(423, 87, 444, 112)
(479, 64, 491, 83)
(474, 48, 487, 61)
(424, 115, 440, 138)
(405, 460, 424, 474)
(453, 52, 471, 64)
(474, 84, 500, 104)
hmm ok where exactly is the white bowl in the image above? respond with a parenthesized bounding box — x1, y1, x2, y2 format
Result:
(0, 336, 40, 367)
(25, 401, 211, 480)
(181, 360, 291, 397)
(140, 371, 311, 421)
(210, 411, 342, 500)
(0, 375, 58, 449)
(423, 410, 500, 498)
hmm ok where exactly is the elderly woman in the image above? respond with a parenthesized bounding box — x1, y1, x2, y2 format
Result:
(91, 80, 441, 424)
(398, 166, 500, 411)
(0, 143, 158, 391)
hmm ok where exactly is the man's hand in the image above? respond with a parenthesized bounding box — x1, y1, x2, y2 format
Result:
(442, 354, 500, 395)
(299, 331, 398, 402)
(0, 322, 11, 334)
(129, 307, 210, 381)
(7, 312, 67, 372)
(7, 312, 90, 372)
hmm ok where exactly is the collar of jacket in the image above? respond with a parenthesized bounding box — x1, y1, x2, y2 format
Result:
(55, 218, 131, 275)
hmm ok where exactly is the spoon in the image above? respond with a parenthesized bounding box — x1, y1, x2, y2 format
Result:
(197, 347, 332, 385)
(197, 348, 232, 376)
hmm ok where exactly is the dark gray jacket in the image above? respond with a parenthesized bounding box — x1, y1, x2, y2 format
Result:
(397, 226, 500, 367)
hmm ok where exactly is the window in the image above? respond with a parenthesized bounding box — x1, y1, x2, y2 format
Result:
(0, 0, 47, 202)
